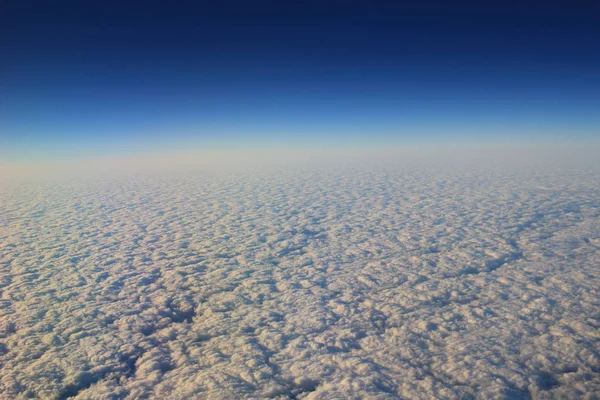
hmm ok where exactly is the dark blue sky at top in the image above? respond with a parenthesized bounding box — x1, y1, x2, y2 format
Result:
(1, 0, 599, 160)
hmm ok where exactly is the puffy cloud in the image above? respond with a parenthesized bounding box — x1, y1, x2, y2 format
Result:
(0, 164, 599, 398)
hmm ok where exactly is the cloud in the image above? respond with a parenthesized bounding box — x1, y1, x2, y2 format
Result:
(1, 158, 599, 398)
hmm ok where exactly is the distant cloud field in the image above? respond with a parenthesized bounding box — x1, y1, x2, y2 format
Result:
(1, 150, 599, 398)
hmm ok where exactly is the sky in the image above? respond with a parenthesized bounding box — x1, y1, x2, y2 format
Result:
(1, 0, 599, 163)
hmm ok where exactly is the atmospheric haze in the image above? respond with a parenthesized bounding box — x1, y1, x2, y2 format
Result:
(1, 145, 599, 399)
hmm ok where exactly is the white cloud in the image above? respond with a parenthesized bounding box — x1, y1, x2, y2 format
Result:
(1, 156, 599, 398)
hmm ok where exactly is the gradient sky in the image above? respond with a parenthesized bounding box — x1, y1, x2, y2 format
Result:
(1, 1, 599, 162)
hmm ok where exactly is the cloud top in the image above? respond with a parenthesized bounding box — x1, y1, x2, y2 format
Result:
(1, 159, 599, 398)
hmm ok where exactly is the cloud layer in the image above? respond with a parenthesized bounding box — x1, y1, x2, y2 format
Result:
(1, 164, 599, 399)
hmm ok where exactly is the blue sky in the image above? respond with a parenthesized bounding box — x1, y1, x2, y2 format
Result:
(1, 1, 599, 163)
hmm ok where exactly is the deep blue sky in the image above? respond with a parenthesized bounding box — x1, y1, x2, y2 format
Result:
(1, 1, 599, 162)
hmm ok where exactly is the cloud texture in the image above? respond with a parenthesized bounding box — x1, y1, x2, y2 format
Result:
(1, 164, 599, 399)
